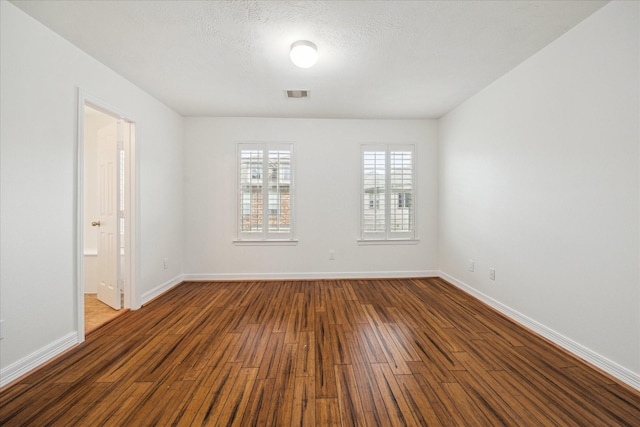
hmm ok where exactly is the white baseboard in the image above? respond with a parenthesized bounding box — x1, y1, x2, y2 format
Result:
(439, 272, 640, 392)
(141, 274, 184, 305)
(0, 275, 184, 388)
(0, 332, 78, 388)
(183, 270, 440, 281)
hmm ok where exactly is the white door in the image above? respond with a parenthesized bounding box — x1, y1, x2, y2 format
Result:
(95, 122, 121, 310)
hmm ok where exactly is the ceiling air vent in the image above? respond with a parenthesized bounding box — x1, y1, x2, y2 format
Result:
(285, 90, 310, 99)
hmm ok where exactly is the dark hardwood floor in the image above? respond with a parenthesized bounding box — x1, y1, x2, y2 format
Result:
(1, 278, 639, 426)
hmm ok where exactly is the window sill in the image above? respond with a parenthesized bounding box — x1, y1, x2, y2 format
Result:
(233, 239, 299, 246)
(357, 239, 419, 246)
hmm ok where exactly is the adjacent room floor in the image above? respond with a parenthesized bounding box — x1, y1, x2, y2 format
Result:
(84, 294, 125, 334)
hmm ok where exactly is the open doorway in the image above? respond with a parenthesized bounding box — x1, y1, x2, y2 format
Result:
(78, 94, 136, 338)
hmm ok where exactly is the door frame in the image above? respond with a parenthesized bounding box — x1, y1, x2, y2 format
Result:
(76, 89, 139, 342)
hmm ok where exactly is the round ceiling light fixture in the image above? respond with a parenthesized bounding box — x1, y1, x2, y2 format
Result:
(290, 40, 318, 68)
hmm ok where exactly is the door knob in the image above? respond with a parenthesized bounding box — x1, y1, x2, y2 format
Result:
(91, 221, 101, 227)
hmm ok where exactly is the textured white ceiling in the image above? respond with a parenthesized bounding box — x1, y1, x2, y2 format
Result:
(11, 0, 608, 119)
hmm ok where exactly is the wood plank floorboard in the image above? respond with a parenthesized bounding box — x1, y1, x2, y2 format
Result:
(2, 278, 639, 426)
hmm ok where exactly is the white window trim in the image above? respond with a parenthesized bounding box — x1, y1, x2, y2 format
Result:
(233, 239, 298, 246)
(236, 142, 296, 242)
(357, 238, 419, 245)
(360, 143, 417, 242)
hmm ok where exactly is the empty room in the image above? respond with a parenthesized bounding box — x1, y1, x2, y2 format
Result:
(1, 0, 639, 425)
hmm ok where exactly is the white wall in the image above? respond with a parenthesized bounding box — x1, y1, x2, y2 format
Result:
(184, 118, 438, 279)
(0, 1, 184, 385)
(439, 0, 639, 384)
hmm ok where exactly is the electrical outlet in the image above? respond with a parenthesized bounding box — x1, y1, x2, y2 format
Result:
(489, 268, 496, 280)
(163, 258, 169, 269)
(468, 260, 475, 272)
(329, 250, 335, 260)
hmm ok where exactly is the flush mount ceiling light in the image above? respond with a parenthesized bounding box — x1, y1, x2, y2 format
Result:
(290, 40, 318, 68)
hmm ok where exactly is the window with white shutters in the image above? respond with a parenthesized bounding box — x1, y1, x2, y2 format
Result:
(361, 144, 415, 241)
(238, 143, 294, 241)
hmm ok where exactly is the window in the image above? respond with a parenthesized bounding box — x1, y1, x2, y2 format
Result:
(361, 144, 415, 240)
(398, 192, 411, 208)
(368, 197, 380, 210)
(251, 167, 262, 180)
(238, 143, 294, 241)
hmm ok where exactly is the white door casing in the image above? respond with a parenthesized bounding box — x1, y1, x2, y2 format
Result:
(78, 91, 138, 342)
(120, 120, 131, 309)
(96, 122, 121, 310)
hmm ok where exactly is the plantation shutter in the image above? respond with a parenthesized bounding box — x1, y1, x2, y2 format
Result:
(388, 147, 414, 239)
(361, 144, 415, 240)
(238, 143, 294, 240)
(362, 146, 387, 239)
